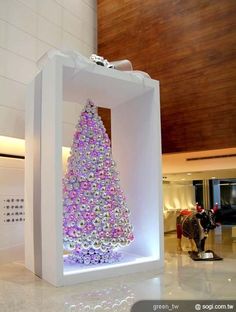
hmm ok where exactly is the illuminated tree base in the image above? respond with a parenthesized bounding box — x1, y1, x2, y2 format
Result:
(65, 248, 122, 265)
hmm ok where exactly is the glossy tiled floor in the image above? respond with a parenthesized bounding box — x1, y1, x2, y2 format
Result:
(0, 226, 235, 312)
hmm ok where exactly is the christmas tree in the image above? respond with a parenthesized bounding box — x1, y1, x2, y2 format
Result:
(63, 100, 134, 265)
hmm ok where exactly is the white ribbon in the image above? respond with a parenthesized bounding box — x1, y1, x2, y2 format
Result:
(36, 49, 151, 82)
(37, 49, 93, 71)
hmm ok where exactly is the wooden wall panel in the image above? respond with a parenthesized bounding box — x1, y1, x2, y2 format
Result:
(98, 107, 111, 139)
(98, 0, 236, 153)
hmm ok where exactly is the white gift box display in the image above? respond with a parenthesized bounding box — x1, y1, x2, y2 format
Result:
(25, 53, 164, 286)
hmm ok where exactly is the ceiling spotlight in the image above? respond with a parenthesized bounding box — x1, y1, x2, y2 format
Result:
(181, 178, 185, 181)
(187, 173, 192, 175)
(211, 177, 216, 179)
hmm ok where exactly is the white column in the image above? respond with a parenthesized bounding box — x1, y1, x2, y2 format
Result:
(41, 58, 63, 286)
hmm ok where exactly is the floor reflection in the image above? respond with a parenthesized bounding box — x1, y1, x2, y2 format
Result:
(163, 226, 236, 299)
(64, 284, 135, 312)
(0, 226, 235, 311)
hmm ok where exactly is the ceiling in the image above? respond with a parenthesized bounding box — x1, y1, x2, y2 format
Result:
(163, 169, 236, 182)
(162, 147, 236, 182)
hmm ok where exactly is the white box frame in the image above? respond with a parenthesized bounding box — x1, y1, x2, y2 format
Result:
(25, 55, 164, 286)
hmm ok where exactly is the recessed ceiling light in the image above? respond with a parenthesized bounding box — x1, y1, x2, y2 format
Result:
(211, 177, 216, 179)
(181, 178, 185, 181)
(187, 173, 192, 175)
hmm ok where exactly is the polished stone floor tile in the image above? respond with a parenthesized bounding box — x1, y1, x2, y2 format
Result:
(0, 226, 235, 311)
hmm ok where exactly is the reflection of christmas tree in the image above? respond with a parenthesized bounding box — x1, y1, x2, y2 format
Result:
(63, 100, 134, 265)
(64, 284, 135, 311)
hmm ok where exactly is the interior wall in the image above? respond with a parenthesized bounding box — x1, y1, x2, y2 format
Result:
(163, 182, 195, 232)
(98, 0, 236, 153)
(163, 182, 195, 211)
(0, 158, 24, 261)
(0, 0, 97, 140)
(98, 107, 111, 139)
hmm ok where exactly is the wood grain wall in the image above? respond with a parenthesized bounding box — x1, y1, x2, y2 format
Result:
(98, 107, 111, 139)
(98, 0, 236, 153)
